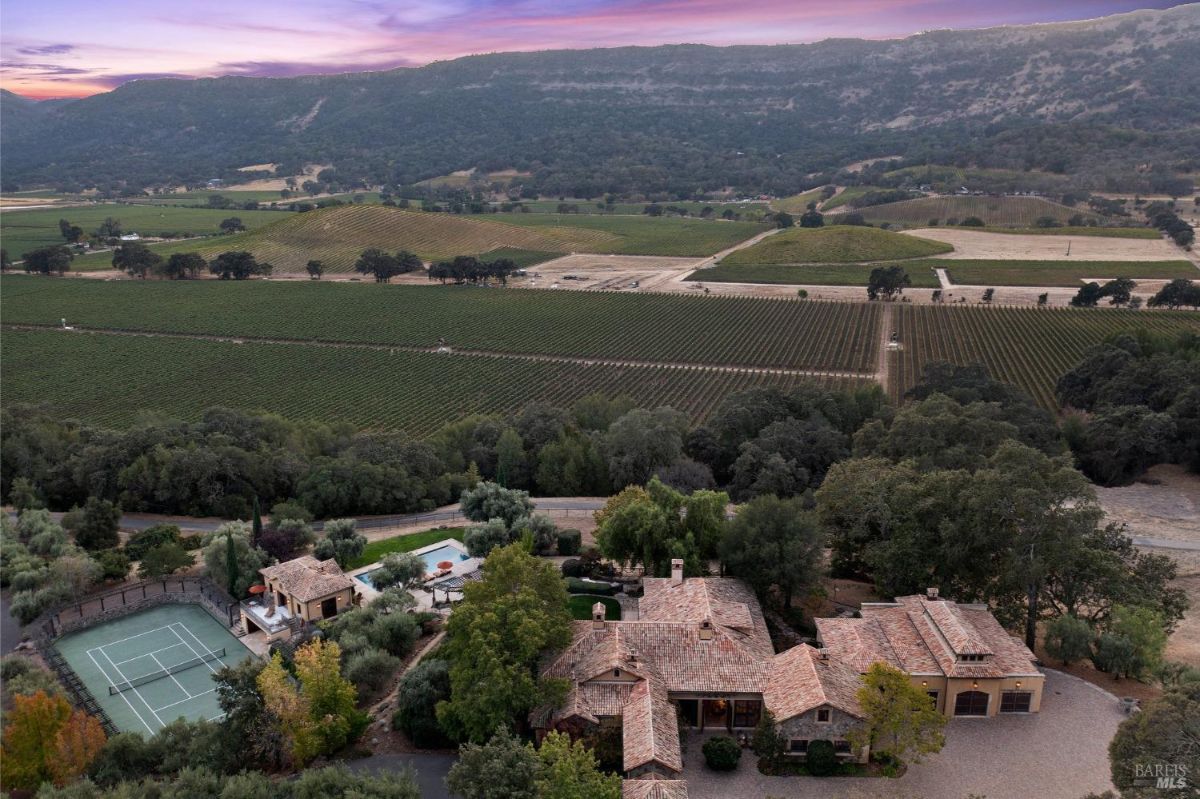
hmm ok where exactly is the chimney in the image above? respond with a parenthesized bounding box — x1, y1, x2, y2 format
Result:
(592, 602, 606, 630)
(671, 558, 684, 585)
(926, 587, 940, 601)
(698, 619, 713, 641)
(816, 647, 828, 661)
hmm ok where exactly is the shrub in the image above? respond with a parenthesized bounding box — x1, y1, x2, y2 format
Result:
(1044, 614, 1094, 666)
(93, 548, 131, 581)
(511, 514, 557, 554)
(806, 739, 837, 776)
(561, 558, 585, 578)
(463, 518, 512, 558)
(959, 216, 985, 227)
(343, 649, 401, 697)
(270, 500, 314, 523)
(702, 735, 742, 771)
(556, 529, 582, 556)
(125, 524, 182, 561)
(392, 659, 453, 748)
(565, 577, 617, 596)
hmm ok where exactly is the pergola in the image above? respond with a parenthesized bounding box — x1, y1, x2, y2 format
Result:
(427, 569, 482, 605)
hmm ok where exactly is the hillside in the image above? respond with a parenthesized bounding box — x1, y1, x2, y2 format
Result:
(847, 195, 1100, 227)
(87, 206, 618, 273)
(2, 5, 1198, 195)
(720, 225, 953, 265)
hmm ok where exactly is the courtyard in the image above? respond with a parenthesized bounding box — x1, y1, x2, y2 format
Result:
(683, 669, 1123, 799)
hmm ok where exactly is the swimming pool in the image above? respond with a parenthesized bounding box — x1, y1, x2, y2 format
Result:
(355, 542, 470, 589)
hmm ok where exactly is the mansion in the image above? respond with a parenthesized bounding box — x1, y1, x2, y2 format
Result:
(536, 560, 1044, 797)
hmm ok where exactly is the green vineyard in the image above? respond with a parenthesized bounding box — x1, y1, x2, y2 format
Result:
(889, 305, 1200, 407)
(719, 225, 953, 265)
(854, 195, 1099, 227)
(496, 214, 769, 257)
(0, 278, 882, 372)
(1, 329, 863, 433)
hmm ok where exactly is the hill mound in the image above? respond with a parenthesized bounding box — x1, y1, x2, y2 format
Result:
(849, 195, 1098, 227)
(720, 225, 953, 265)
(153, 206, 618, 273)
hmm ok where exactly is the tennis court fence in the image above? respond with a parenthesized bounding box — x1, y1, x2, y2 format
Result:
(42, 576, 240, 640)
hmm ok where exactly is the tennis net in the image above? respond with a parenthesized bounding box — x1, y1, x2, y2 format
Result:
(108, 648, 226, 694)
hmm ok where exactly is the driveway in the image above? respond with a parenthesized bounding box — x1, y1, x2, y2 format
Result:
(684, 669, 1124, 799)
(343, 752, 457, 799)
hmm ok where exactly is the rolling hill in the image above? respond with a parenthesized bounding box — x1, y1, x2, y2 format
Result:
(77, 206, 618, 273)
(2, 5, 1198, 196)
(846, 195, 1101, 227)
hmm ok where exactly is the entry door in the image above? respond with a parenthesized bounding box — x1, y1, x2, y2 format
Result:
(321, 597, 338, 618)
(702, 699, 730, 730)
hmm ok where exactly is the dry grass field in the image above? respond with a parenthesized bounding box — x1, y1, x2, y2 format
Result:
(901, 228, 1187, 261)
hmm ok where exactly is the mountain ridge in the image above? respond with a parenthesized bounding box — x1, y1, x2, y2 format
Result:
(2, 4, 1197, 196)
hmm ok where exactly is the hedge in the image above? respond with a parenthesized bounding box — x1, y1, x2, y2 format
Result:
(557, 529, 582, 556)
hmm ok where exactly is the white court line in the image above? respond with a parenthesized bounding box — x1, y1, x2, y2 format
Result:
(90, 624, 178, 649)
(98, 646, 166, 729)
(168, 623, 223, 678)
(111, 641, 189, 667)
(153, 687, 215, 713)
(149, 652, 193, 700)
(86, 647, 155, 736)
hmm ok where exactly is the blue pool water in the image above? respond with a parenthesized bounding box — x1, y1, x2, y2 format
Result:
(355, 543, 470, 589)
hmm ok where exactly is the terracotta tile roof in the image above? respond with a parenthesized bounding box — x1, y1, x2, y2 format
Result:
(765, 644, 864, 721)
(259, 555, 354, 603)
(621, 780, 689, 799)
(622, 679, 682, 774)
(544, 621, 771, 696)
(818, 596, 1040, 680)
(639, 577, 773, 659)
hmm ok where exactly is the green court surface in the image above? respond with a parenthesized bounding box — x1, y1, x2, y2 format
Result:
(53, 603, 255, 735)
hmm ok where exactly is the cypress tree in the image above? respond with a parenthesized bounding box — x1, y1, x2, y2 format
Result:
(252, 496, 263, 544)
(225, 532, 239, 597)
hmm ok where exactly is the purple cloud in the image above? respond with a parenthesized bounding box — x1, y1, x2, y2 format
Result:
(16, 43, 76, 56)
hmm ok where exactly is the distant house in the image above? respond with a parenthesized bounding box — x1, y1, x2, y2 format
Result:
(118, 233, 141, 241)
(240, 555, 356, 641)
(206, 178, 224, 188)
(536, 564, 1042, 797)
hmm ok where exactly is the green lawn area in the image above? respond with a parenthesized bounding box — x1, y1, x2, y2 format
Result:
(720, 225, 953, 265)
(3, 204, 292, 261)
(495, 213, 768, 257)
(568, 595, 621, 620)
(348, 528, 466, 569)
(941, 259, 1199, 287)
(690, 261, 941, 287)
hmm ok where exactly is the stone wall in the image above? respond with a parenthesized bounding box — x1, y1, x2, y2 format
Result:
(777, 706, 866, 760)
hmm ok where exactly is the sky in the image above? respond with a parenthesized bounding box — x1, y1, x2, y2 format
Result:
(0, 0, 1190, 99)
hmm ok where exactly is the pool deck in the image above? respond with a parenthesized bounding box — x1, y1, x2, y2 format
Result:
(347, 538, 480, 611)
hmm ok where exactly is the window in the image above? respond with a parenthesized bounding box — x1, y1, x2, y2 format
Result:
(789, 739, 808, 753)
(954, 690, 989, 716)
(816, 708, 831, 723)
(958, 654, 987, 663)
(734, 699, 761, 728)
(1000, 691, 1032, 713)
(833, 740, 852, 754)
(926, 691, 939, 707)
(613, 669, 620, 678)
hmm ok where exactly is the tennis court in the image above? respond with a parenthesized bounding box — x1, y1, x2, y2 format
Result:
(53, 603, 255, 735)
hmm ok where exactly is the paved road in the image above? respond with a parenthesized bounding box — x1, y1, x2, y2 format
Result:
(1130, 535, 1200, 551)
(343, 752, 457, 799)
(8, 497, 608, 534)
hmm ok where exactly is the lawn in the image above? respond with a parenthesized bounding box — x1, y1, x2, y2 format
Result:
(348, 528, 466, 569)
(2, 204, 292, 260)
(568, 595, 621, 620)
(939, 259, 1198, 287)
(720, 225, 953, 265)
(497, 213, 769, 257)
(690, 261, 941, 287)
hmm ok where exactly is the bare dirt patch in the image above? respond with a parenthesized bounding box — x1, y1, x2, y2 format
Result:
(515, 253, 698, 292)
(1094, 465, 1200, 667)
(902, 228, 1186, 261)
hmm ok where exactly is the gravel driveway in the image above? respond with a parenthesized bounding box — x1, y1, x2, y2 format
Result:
(684, 669, 1124, 799)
